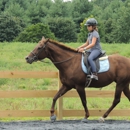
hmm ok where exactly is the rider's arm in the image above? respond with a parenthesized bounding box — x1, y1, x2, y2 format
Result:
(78, 40, 89, 49)
(84, 37, 97, 50)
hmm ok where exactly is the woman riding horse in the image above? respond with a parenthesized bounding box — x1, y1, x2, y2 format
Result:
(77, 18, 102, 80)
(26, 36, 130, 123)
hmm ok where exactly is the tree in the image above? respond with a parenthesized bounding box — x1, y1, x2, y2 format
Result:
(91, 0, 114, 10)
(49, 0, 71, 18)
(72, 0, 92, 33)
(0, 0, 129, 43)
(10, 0, 30, 10)
(0, 0, 8, 12)
(47, 17, 77, 42)
(26, 1, 41, 25)
(104, 0, 130, 43)
(103, 18, 114, 43)
(26, 0, 53, 25)
(112, 4, 130, 43)
(77, 18, 88, 43)
(15, 23, 55, 42)
(90, 0, 125, 43)
(0, 13, 25, 42)
(37, 0, 52, 18)
(4, 3, 25, 18)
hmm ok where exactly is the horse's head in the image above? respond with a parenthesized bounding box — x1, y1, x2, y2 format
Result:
(25, 37, 49, 64)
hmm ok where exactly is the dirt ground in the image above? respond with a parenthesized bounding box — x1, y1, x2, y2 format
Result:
(0, 120, 130, 130)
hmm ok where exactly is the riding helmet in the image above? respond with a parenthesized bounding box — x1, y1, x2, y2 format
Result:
(84, 18, 98, 26)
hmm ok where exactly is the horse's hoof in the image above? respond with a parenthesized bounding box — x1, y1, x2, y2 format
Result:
(81, 118, 88, 123)
(50, 115, 57, 122)
(99, 117, 105, 123)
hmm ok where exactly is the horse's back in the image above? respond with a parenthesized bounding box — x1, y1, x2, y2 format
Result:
(108, 54, 130, 80)
(109, 54, 130, 69)
(89, 54, 130, 87)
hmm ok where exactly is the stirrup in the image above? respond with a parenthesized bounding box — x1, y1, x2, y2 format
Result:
(88, 73, 98, 80)
(91, 74, 98, 80)
(87, 75, 91, 78)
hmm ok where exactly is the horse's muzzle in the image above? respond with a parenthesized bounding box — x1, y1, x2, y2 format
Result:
(25, 56, 37, 64)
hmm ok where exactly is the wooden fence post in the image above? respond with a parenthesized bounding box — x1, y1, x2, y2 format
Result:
(57, 72, 63, 120)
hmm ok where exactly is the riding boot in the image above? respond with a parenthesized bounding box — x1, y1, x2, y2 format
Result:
(91, 73, 98, 80)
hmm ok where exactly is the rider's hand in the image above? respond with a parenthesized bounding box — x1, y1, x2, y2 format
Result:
(76, 47, 80, 51)
(78, 48, 84, 53)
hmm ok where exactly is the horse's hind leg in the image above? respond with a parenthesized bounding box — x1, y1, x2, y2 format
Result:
(101, 83, 124, 119)
(99, 83, 130, 122)
(123, 84, 130, 101)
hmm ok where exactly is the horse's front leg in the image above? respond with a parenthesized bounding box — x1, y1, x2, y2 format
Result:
(50, 85, 71, 121)
(76, 86, 89, 123)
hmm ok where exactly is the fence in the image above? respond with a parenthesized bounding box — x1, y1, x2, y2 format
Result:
(0, 71, 130, 120)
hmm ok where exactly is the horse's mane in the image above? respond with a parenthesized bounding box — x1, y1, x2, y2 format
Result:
(49, 39, 78, 53)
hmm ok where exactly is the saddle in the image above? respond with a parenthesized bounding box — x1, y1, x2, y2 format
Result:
(83, 50, 106, 75)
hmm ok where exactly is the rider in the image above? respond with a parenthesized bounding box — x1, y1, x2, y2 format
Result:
(77, 18, 102, 80)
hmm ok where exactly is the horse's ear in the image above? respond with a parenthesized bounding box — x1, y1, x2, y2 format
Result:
(42, 36, 46, 41)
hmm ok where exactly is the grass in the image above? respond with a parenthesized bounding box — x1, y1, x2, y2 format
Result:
(0, 42, 130, 121)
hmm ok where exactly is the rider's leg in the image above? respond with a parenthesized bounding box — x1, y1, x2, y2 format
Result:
(87, 49, 101, 80)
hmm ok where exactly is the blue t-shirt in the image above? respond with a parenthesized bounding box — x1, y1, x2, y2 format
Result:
(87, 30, 102, 52)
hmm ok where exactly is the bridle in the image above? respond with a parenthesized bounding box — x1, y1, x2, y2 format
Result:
(30, 39, 77, 64)
(31, 40, 48, 62)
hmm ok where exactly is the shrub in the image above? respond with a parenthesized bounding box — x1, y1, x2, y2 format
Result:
(15, 23, 56, 42)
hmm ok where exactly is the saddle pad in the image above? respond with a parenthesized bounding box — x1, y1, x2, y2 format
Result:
(81, 54, 110, 74)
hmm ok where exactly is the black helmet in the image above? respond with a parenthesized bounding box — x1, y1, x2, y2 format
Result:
(84, 18, 98, 26)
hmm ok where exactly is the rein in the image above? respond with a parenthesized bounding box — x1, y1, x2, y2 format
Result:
(31, 39, 77, 64)
(40, 55, 76, 64)
(52, 55, 76, 64)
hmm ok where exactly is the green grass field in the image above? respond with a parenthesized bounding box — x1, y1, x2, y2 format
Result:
(0, 42, 130, 121)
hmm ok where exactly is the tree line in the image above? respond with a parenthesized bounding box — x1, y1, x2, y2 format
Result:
(0, 0, 129, 43)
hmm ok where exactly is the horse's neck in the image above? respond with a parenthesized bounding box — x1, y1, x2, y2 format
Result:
(47, 42, 75, 69)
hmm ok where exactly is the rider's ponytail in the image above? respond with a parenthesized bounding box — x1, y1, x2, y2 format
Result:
(93, 25, 98, 32)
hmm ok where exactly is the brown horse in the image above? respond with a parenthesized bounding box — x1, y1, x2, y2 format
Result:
(25, 37, 130, 122)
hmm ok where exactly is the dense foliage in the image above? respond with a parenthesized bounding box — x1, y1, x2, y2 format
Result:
(0, 13, 25, 42)
(15, 23, 55, 42)
(0, 0, 129, 43)
(47, 17, 77, 42)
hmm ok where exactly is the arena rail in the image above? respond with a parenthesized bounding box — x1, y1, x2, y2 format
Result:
(0, 71, 130, 120)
